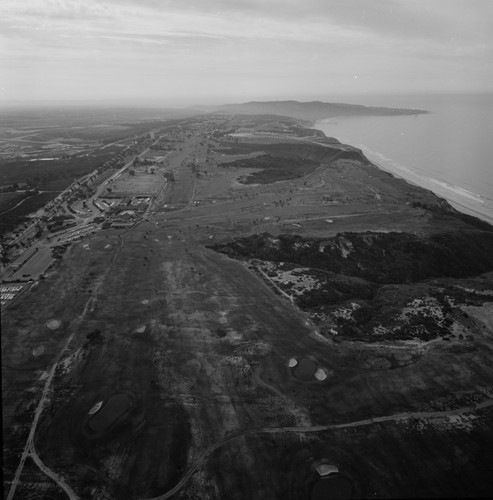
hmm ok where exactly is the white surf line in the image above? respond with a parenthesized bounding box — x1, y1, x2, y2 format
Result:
(347, 143, 493, 223)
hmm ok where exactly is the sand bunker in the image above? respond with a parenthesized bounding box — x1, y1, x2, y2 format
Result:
(104, 244, 111, 249)
(288, 358, 298, 368)
(32, 346, 45, 357)
(141, 299, 149, 305)
(88, 401, 103, 415)
(46, 319, 61, 330)
(311, 475, 352, 500)
(136, 325, 146, 333)
(87, 393, 132, 433)
(315, 368, 328, 381)
(315, 463, 339, 477)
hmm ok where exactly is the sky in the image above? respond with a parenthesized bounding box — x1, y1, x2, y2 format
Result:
(1, 0, 492, 106)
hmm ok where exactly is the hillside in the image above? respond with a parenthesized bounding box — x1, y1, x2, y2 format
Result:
(215, 100, 428, 121)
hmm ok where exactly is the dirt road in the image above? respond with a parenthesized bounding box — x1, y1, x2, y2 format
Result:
(5, 237, 124, 500)
(142, 397, 493, 500)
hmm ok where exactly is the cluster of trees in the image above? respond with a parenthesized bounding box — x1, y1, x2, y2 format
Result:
(212, 227, 493, 342)
(213, 230, 493, 284)
(223, 153, 319, 184)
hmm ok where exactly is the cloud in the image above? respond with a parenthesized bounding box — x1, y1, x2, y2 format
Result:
(1, 0, 492, 103)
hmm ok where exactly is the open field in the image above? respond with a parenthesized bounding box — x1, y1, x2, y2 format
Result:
(0, 191, 29, 212)
(104, 171, 163, 197)
(3, 114, 493, 499)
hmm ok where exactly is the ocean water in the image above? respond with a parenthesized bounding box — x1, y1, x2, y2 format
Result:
(315, 93, 493, 224)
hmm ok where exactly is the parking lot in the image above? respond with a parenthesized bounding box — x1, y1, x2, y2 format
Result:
(1, 282, 27, 308)
(9, 247, 54, 282)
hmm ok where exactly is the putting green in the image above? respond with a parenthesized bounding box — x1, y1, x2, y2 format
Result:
(311, 475, 352, 500)
(46, 319, 61, 330)
(32, 346, 45, 357)
(293, 358, 318, 381)
(87, 393, 132, 433)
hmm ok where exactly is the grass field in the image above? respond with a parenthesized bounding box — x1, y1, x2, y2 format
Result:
(0, 191, 28, 212)
(104, 171, 163, 196)
(3, 116, 493, 500)
(0, 192, 57, 236)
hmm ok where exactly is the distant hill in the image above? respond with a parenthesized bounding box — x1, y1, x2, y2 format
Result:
(214, 100, 428, 121)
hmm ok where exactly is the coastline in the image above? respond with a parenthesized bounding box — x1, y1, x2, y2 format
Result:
(365, 155, 493, 226)
(313, 121, 493, 226)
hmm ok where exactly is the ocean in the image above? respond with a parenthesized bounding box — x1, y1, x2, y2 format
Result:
(315, 93, 493, 224)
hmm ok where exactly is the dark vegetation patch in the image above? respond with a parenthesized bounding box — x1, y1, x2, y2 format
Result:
(51, 244, 69, 260)
(0, 153, 115, 190)
(412, 200, 493, 232)
(215, 140, 369, 184)
(222, 153, 319, 184)
(212, 231, 493, 284)
(86, 329, 103, 344)
(86, 393, 133, 433)
(215, 141, 367, 164)
(296, 272, 375, 308)
(211, 229, 493, 342)
(212, 328, 228, 338)
(0, 191, 57, 235)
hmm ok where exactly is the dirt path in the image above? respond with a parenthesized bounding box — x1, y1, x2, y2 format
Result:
(6, 329, 79, 500)
(253, 264, 293, 302)
(6, 236, 125, 500)
(0, 194, 35, 216)
(141, 397, 493, 500)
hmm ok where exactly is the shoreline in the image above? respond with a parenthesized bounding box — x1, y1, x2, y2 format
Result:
(366, 155, 493, 226)
(313, 121, 493, 226)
